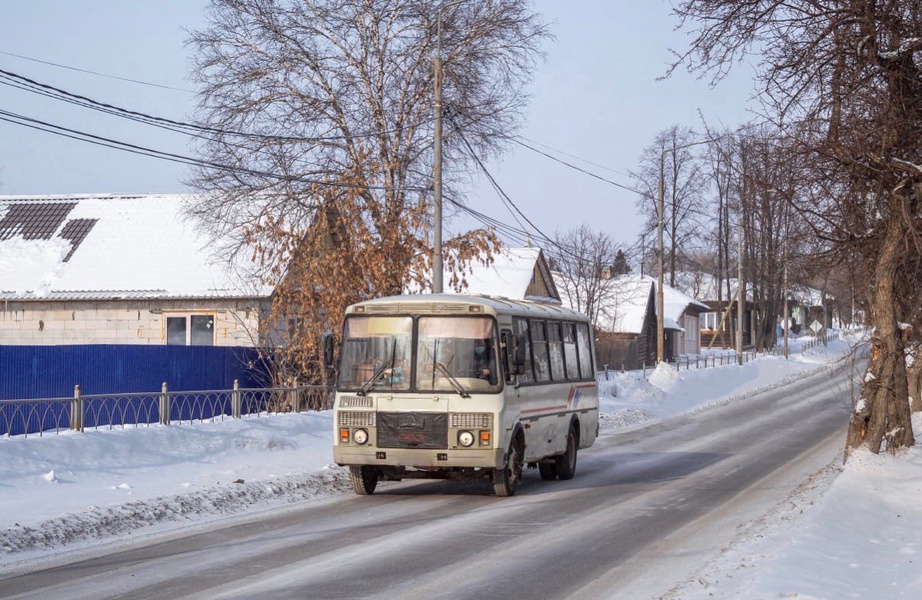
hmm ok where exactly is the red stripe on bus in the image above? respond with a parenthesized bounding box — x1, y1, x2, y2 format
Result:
(520, 405, 569, 415)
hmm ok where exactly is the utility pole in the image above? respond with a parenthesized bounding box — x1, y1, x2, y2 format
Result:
(655, 136, 716, 364)
(656, 155, 665, 364)
(433, 49, 444, 293)
(783, 205, 789, 359)
(431, 0, 470, 294)
(737, 218, 744, 365)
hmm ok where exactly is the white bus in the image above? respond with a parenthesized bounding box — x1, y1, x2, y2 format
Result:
(331, 294, 599, 496)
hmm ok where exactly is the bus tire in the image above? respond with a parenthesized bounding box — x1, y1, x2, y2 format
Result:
(555, 426, 578, 481)
(350, 466, 378, 495)
(538, 461, 558, 480)
(493, 438, 523, 497)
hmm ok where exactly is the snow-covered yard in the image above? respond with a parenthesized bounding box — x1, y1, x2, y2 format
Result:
(2, 331, 920, 598)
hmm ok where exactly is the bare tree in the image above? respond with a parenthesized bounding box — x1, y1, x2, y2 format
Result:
(185, 0, 549, 380)
(633, 126, 709, 287)
(672, 0, 922, 455)
(551, 226, 622, 328)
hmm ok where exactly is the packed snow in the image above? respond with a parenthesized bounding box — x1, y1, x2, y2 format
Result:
(2, 331, 921, 598)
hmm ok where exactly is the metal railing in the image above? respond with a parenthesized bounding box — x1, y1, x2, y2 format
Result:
(0, 380, 334, 438)
(596, 329, 849, 382)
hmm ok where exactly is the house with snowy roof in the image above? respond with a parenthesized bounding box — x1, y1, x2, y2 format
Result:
(441, 246, 560, 303)
(583, 274, 707, 370)
(0, 194, 269, 347)
(671, 271, 834, 349)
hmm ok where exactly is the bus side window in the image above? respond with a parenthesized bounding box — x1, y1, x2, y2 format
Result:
(531, 320, 551, 382)
(548, 321, 565, 381)
(513, 317, 535, 384)
(576, 323, 594, 379)
(563, 322, 580, 380)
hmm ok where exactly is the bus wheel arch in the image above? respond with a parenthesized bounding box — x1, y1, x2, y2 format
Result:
(493, 427, 525, 496)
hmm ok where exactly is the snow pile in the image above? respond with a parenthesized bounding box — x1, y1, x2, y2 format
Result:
(670, 412, 922, 599)
(0, 237, 69, 295)
(648, 361, 680, 392)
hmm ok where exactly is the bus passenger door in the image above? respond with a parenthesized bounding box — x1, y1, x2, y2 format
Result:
(500, 329, 523, 385)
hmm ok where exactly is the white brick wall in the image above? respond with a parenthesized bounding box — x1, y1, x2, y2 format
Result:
(0, 299, 265, 347)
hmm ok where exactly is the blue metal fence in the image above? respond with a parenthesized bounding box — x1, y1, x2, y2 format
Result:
(0, 344, 268, 401)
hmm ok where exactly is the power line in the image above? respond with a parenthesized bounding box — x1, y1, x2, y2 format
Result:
(515, 135, 634, 179)
(0, 108, 431, 194)
(509, 137, 644, 195)
(0, 49, 193, 93)
(0, 66, 433, 144)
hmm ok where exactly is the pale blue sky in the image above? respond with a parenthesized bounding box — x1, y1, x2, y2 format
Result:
(0, 1, 756, 249)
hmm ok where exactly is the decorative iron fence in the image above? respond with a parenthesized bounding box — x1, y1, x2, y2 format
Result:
(0, 381, 334, 438)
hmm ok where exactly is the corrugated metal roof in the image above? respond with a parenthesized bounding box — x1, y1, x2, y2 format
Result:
(0, 194, 271, 301)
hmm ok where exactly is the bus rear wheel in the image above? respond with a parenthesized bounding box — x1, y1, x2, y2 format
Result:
(538, 461, 558, 480)
(493, 441, 523, 497)
(350, 466, 379, 495)
(555, 426, 578, 480)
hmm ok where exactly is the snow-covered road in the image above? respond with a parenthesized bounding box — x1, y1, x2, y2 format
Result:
(0, 356, 857, 599)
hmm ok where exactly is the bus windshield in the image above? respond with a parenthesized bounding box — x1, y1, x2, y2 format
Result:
(337, 314, 500, 394)
(416, 316, 499, 393)
(339, 316, 413, 393)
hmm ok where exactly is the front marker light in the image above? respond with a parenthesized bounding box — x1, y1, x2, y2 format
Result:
(353, 428, 369, 445)
(339, 428, 350, 444)
(479, 431, 491, 446)
(458, 430, 475, 447)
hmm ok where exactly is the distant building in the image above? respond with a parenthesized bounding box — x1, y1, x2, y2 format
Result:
(553, 273, 707, 370)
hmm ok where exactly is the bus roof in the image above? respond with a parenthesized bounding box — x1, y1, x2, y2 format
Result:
(346, 293, 590, 322)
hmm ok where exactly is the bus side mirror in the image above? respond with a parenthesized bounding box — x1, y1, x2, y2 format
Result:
(321, 333, 336, 369)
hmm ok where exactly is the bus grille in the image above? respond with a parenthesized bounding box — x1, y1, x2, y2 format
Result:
(377, 412, 447, 449)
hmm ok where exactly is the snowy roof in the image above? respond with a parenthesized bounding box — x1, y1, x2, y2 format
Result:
(671, 271, 831, 306)
(455, 246, 547, 300)
(591, 274, 707, 334)
(411, 246, 559, 303)
(597, 275, 653, 334)
(0, 194, 268, 300)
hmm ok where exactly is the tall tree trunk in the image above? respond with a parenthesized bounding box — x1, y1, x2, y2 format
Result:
(846, 197, 916, 455)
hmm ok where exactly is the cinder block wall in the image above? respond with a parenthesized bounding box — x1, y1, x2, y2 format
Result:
(0, 299, 263, 346)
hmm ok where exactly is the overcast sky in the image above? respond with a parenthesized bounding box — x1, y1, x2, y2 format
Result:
(0, 0, 757, 251)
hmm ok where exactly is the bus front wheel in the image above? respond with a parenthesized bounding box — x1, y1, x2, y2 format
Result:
(350, 466, 379, 495)
(493, 439, 524, 497)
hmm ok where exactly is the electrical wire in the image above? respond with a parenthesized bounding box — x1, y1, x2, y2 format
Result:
(0, 49, 193, 93)
(0, 66, 433, 144)
(0, 109, 432, 194)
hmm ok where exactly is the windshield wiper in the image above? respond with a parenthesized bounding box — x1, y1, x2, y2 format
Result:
(358, 341, 396, 396)
(433, 360, 469, 398)
(357, 362, 390, 396)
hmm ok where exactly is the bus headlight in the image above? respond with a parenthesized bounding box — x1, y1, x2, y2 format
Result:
(458, 430, 475, 447)
(353, 429, 369, 445)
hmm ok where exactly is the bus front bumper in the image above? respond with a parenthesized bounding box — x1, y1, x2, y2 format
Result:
(334, 446, 504, 470)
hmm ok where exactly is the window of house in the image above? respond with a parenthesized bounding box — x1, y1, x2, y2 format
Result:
(165, 314, 215, 346)
(702, 312, 719, 330)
